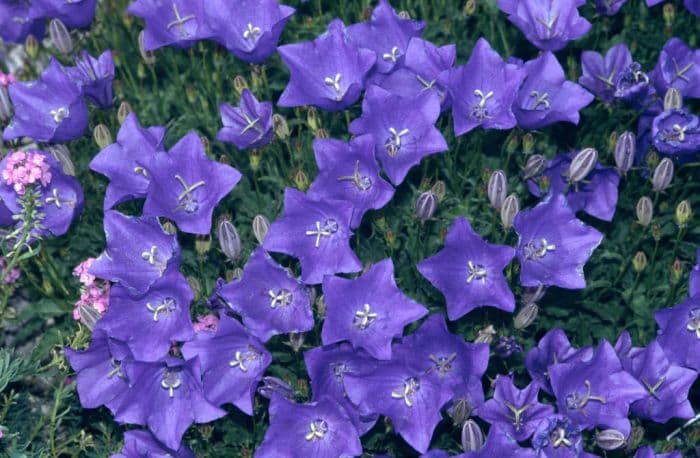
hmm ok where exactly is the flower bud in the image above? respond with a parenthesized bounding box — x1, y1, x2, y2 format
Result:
(47, 144, 75, 176)
(218, 219, 241, 261)
(632, 251, 647, 273)
(614, 132, 636, 174)
(49, 19, 73, 55)
(161, 220, 177, 235)
(514, 303, 539, 330)
(117, 101, 132, 125)
(225, 268, 243, 282)
(24, 34, 39, 59)
(663, 87, 682, 111)
(595, 429, 626, 450)
(500, 194, 519, 229)
(93, 124, 112, 150)
(522, 284, 546, 305)
(625, 426, 644, 451)
(315, 128, 329, 139)
(663, 3, 675, 27)
(675, 200, 691, 226)
(258, 376, 295, 401)
(568, 148, 598, 183)
(289, 332, 305, 352)
(233, 75, 248, 97)
(0, 87, 12, 121)
(78, 303, 102, 330)
(186, 276, 202, 301)
(293, 169, 309, 191)
(398, 10, 411, 19)
(461, 419, 484, 452)
(646, 149, 659, 171)
(195, 235, 211, 255)
(306, 107, 320, 132)
(272, 114, 290, 140)
(138, 30, 156, 64)
(136, 61, 147, 80)
(607, 131, 618, 154)
(415, 191, 438, 222)
(522, 133, 535, 154)
(252, 214, 270, 245)
(636, 196, 653, 226)
(474, 324, 496, 344)
(450, 397, 472, 425)
(671, 258, 684, 284)
(463, 0, 477, 15)
(487, 170, 507, 210)
(431, 180, 446, 202)
(522, 154, 546, 180)
(652, 157, 674, 192)
(651, 223, 662, 242)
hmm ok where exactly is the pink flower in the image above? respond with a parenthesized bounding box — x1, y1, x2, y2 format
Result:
(72, 282, 110, 321)
(0, 257, 20, 285)
(2, 151, 52, 195)
(0, 71, 16, 88)
(193, 314, 219, 333)
(73, 258, 96, 286)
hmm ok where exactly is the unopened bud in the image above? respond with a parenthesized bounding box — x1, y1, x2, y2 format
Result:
(632, 251, 648, 273)
(117, 101, 132, 125)
(663, 88, 682, 111)
(608, 131, 618, 153)
(293, 169, 309, 191)
(663, 3, 675, 27)
(225, 268, 243, 282)
(47, 145, 75, 176)
(252, 214, 270, 245)
(625, 426, 644, 451)
(675, 200, 691, 226)
(289, 332, 305, 352)
(161, 220, 177, 234)
(487, 170, 507, 210)
(431, 180, 446, 202)
(49, 19, 73, 55)
(315, 128, 329, 139)
(415, 191, 438, 222)
(272, 114, 290, 140)
(636, 196, 653, 226)
(475, 324, 496, 344)
(186, 276, 202, 301)
(500, 194, 519, 229)
(24, 34, 39, 59)
(195, 235, 211, 255)
(461, 419, 484, 452)
(652, 158, 674, 192)
(671, 259, 684, 284)
(398, 10, 411, 19)
(568, 148, 598, 183)
(651, 223, 662, 242)
(595, 429, 626, 450)
(315, 294, 326, 318)
(522, 154, 546, 180)
(138, 30, 156, 64)
(307, 107, 319, 131)
(218, 219, 241, 261)
(233, 75, 248, 97)
(522, 284, 546, 305)
(505, 132, 519, 154)
(93, 124, 112, 150)
(450, 397, 472, 426)
(514, 303, 539, 330)
(522, 133, 535, 154)
(614, 132, 636, 174)
(258, 376, 295, 401)
(78, 304, 102, 330)
(0, 87, 12, 121)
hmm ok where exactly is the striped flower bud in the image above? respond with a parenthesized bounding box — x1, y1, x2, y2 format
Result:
(652, 157, 674, 192)
(49, 19, 73, 55)
(195, 235, 211, 255)
(24, 34, 39, 59)
(450, 397, 472, 426)
(0, 87, 12, 121)
(568, 148, 598, 183)
(415, 191, 438, 222)
(522, 284, 546, 305)
(93, 124, 112, 150)
(633, 251, 648, 273)
(252, 214, 270, 245)
(117, 101, 132, 125)
(595, 429, 626, 450)
(514, 303, 539, 330)
(233, 75, 248, 97)
(522, 133, 535, 154)
(289, 332, 305, 352)
(500, 194, 519, 229)
(663, 87, 682, 111)
(47, 144, 75, 176)
(636, 196, 653, 226)
(487, 170, 508, 210)
(293, 169, 309, 191)
(614, 132, 636, 174)
(138, 30, 156, 65)
(474, 324, 496, 344)
(218, 219, 241, 261)
(675, 200, 691, 226)
(272, 114, 290, 140)
(431, 180, 446, 202)
(78, 303, 102, 330)
(306, 106, 320, 132)
(461, 420, 485, 452)
(522, 154, 546, 180)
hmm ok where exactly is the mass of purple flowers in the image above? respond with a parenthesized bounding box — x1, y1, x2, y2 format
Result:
(1, 0, 698, 455)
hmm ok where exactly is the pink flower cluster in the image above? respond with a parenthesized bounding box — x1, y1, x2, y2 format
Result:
(0, 257, 20, 285)
(193, 314, 219, 333)
(0, 71, 16, 88)
(2, 150, 52, 195)
(72, 258, 110, 321)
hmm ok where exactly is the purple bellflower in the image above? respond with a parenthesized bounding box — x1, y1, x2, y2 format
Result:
(439, 37, 525, 136)
(30, 0, 97, 28)
(349, 85, 447, 186)
(90, 112, 166, 210)
(614, 330, 643, 372)
(460, 426, 537, 458)
(532, 415, 597, 458)
(418, 216, 515, 320)
(476, 375, 555, 441)
(321, 258, 428, 360)
(579, 44, 632, 104)
(181, 314, 271, 415)
(0, 1, 44, 43)
(142, 131, 242, 234)
(513, 193, 603, 289)
(64, 50, 115, 109)
(525, 328, 593, 394)
(655, 295, 700, 371)
(204, 0, 294, 63)
(613, 61, 654, 108)
(263, 188, 362, 284)
(514, 52, 594, 129)
(651, 109, 700, 156)
(497, 0, 591, 51)
(346, 0, 425, 75)
(217, 89, 273, 150)
(634, 446, 683, 458)
(89, 210, 180, 295)
(307, 135, 395, 228)
(277, 19, 376, 111)
(549, 340, 647, 435)
(128, 0, 214, 50)
(213, 247, 313, 342)
(651, 38, 700, 100)
(255, 395, 363, 458)
(595, 0, 628, 15)
(112, 430, 195, 458)
(95, 267, 194, 362)
(3, 58, 88, 143)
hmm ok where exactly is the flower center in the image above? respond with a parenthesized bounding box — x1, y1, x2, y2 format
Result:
(106, 358, 125, 379)
(466, 260, 487, 284)
(305, 219, 338, 248)
(240, 111, 261, 134)
(304, 419, 328, 441)
(229, 346, 261, 372)
(175, 174, 205, 213)
(565, 380, 606, 412)
(45, 188, 75, 209)
(671, 57, 693, 83)
(391, 377, 420, 407)
(146, 297, 177, 321)
(667, 123, 687, 142)
(429, 353, 456, 376)
(524, 238, 556, 260)
(353, 303, 378, 330)
(166, 3, 195, 38)
(470, 89, 494, 121)
(416, 74, 436, 90)
(337, 160, 372, 191)
(536, 11, 559, 39)
(133, 166, 148, 177)
(382, 46, 400, 63)
(141, 245, 159, 266)
(160, 369, 183, 398)
(50, 107, 68, 123)
(243, 23, 262, 43)
(323, 73, 343, 101)
(331, 362, 347, 383)
(504, 401, 531, 432)
(268, 288, 293, 308)
(529, 90, 551, 110)
(642, 376, 666, 400)
(550, 427, 572, 448)
(384, 127, 410, 157)
(687, 308, 700, 339)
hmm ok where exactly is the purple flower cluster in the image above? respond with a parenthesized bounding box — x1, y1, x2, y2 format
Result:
(0, 0, 97, 43)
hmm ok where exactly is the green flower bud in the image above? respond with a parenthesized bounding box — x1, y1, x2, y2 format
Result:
(675, 200, 691, 227)
(93, 124, 113, 150)
(632, 251, 647, 273)
(48, 19, 73, 55)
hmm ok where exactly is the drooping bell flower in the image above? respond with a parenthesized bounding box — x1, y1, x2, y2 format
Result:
(525, 328, 593, 394)
(417, 216, 515, 320)
(651, 109, 700, 156)
(263, 188, 362, 284)
(349, 85, 447, 185)
(514, 52, 593, 130)
(29, 0, 97, 28)
(0, 1, 45, 43)
(142, 131, 242, 235)
(346, 0, 425, 75)
(255, 395, 363, 458)
(89, 210, 181, 295)
(64, 50, 115, 109)
(181, 314, 271, 415)
(321, 258, 428, 360)
(217, 89, 273, 150)
(128, 0, 214, 50)
(3, 58, 88, 143)
(513, 193, 603, 289)
(213, 247, 313, 342)
(579, 44, 632, 104)
(614, 62, 654, 108)
(655, 295, 700, 371)
(307, 135, 395, 227)
(204, 0, 294, 63)
(277, 19, 376, 111)
(112, 430, 195, 458)
(439, 37, 525, 137)
(651, 38, 700, 100)
(90, 113, 166, 210)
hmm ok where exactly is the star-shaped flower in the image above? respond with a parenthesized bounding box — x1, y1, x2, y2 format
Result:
(651, 38, 700, 100)
(307, 135, 395, 227)
(64, 49, 115, 109)
(142, 131, 242, 234)
(651, 109, 700, 156)
(35, 168, 85, 236)
(439, 37, 525, 136)
(217, 89, 273, 150)
(655, 295, 700, 371)
(29, 0, 97, 28)
(349, 85, 447, 185)
(213, 247, 313, 342)
(128, 0, 214, 50)
(418, 216, 515, 320)
(89, 210, 180, 295)
(263, 188, 362, 284)
(532, 415, 594, 458)
(277, 19, 376, 111)
(579, 44, 632, 103)
(321, 258, 427, 360)
(181, 314, 271, 415)
(514, 193, 603, 289)
(113, 430, 195, 458)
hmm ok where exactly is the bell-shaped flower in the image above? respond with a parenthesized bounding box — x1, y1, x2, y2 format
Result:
(655, 295, 700, 371)
(128, 0, 214, 50)
(112, 430, 195, 458)
(217, 89, 273, 150)
(64, 50, 115, 109)
(30, 0, 97, 28)
(525, 328, 593, 394)
(651, 38, 700, 100)
(579, 44, 632, 103)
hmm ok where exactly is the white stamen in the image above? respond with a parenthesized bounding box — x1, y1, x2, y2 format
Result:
(529, 90, 551, 110)
(304, 419, 328, 441)
(466, 260, 487, 284)
(353, 303, 378, 330)
(391, 377, 420, 407)
(166, 3, 195, 37)
(50, 107, 68, 123)
(323, 73, 343, 100)
(243, 23, 262, 42)
(305, 220, 333, 248)
(382, 46, 400, 63)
